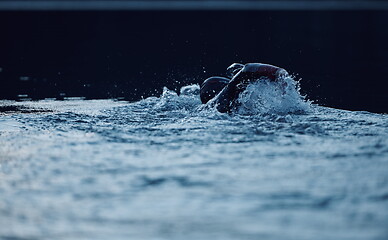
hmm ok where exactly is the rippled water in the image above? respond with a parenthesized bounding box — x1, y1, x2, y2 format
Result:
(0, 78, 387, 240)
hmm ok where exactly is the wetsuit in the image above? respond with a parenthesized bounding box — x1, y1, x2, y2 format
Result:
(200, 63, 287, 113)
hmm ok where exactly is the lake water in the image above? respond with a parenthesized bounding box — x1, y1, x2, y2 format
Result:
(1, 77, 387, 239)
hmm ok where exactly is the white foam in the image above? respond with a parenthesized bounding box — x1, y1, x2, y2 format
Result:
(236, 76, 311, 115)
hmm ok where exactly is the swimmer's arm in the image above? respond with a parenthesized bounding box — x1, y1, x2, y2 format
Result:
(213, 63, 287, 113)
(212, 68, 251, 112)
(213, 83, 238, 113)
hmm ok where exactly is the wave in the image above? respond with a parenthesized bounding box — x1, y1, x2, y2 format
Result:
(236, 75, 311, 115)
(145, 75, 311, 116)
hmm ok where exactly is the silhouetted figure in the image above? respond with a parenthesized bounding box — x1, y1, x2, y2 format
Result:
(200, 63, 287, 113)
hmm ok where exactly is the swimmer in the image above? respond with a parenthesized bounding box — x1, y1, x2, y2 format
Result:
(200, 63, 288, 113)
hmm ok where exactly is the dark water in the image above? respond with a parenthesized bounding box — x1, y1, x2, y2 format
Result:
(1, 10, 387, 113)
(0, 77, 387, 239)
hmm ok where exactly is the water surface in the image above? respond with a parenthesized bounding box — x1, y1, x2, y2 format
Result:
(1, 78, 387, 239)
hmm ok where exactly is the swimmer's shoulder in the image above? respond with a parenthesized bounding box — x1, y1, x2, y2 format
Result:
(242, 63, 280, 73)
(241, 63, 262, 73)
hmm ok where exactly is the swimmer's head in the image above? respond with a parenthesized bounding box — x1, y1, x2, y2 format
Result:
(200, 76, 230, 104)
(226, 63, 244, 78)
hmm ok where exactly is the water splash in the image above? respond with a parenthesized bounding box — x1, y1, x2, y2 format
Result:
(150, 75, 310, 116)
(236, 75, 311, 115)
(153, 85, 201, 112)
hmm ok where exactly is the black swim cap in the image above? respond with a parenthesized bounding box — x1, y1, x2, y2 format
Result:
(200, 76, 230, 104)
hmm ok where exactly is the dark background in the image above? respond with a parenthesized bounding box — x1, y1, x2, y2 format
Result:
(0, 9, 387, 113)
